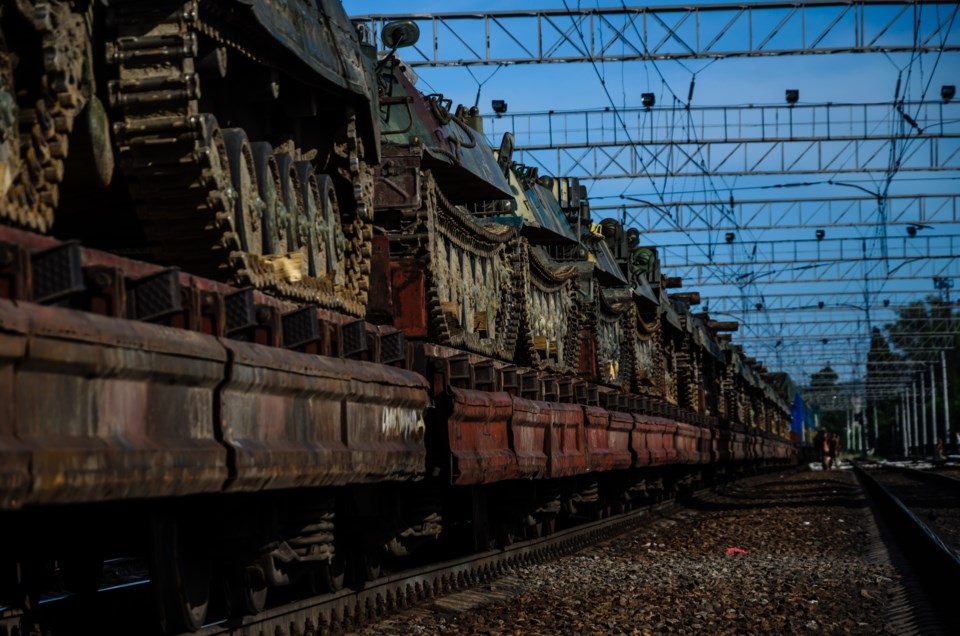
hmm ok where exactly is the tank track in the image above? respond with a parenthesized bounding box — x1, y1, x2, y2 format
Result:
(1, 1, 86, 233)
(516, 243, 580, 371)
(594, 291, 634, 391)
(106, 0, 369, 315)
(420, 171, 520, 360)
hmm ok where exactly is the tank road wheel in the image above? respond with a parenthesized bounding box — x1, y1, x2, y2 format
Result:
(250, 142, 288, 256)
(222, 129, 263, 255)
(150, 515, 212, 633)
(224, 564, 267, 617)
(314, 173, 346, 285)
(275, 152, 308, 279)
(293, 161, 324, 278)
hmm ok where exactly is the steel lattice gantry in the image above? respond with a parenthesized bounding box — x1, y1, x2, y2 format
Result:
(486, 101, 960, 180)
(591, 193, 959, 234)
(354, 0, 960, 66)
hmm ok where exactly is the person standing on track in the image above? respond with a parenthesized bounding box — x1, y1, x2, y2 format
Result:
(814, 428, 826, 469)
(826, 432, 840, 470)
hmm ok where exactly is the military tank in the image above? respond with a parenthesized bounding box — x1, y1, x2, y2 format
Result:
(0, 0, 386, 314)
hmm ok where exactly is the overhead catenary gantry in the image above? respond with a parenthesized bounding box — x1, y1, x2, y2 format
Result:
(592, 193, 959, 234)
(352, 1, 960, 403)
(486, 100, 959, 180)
(354, 1, 960, 67)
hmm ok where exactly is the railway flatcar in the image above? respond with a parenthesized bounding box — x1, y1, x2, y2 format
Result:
(0, 3, 795, 633)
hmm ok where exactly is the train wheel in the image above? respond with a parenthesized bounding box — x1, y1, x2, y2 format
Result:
(542, 515, 557, 536)
(224, 565, 267, 617)
(311, 550, 345, 593)
(222, 128, 263, 255)
(355, 545, 381, 582)
(250, 142, 287, 255)
(275, 152, 308, 278)
(150, 515, 212, 633)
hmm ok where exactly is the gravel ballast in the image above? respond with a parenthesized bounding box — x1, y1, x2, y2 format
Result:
(350, 468, 903, 635)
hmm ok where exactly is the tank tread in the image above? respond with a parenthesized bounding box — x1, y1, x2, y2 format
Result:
(515, 242, 580, 372)
(1, 0, 86, 233)
(414, 171, 520, 360)
(106, 0, 368, 315)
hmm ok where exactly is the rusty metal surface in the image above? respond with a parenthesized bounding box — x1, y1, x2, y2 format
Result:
(547, 402, 586, 478)
(636, 416, 677, 467)
(0, 300, 29, 509)
(444, 386, 516, 485)
(509, 396, 550, 480)
(374, 148, 423, 210)
(390, 260, 429, 339)
(674, 422, 701, 464)
(583, 407, 632, 473)
(221, 338, 428, 491)
(10, 300, 228, 506)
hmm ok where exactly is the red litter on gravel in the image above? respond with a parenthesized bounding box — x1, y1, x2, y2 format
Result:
(726, 547, 748, 554)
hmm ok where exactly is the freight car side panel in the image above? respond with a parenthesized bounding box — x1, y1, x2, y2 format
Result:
(510, 395, 550, 480)
(548, 402, 587, 478)
(583, 407, 632, 472)
(445, 387, 516, 485)
(10, 302, 228, 506)
(675, 422, 700, 464)
(0, 300, 29, 509)
(221, 340, 429, 491)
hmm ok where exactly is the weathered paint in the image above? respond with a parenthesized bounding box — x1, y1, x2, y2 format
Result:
(220, 338, 428, 491)
(445, 387, 515, 485)
(583, 407, 632, 472)
(10, 301, 228, 505)
(674, 422, 701, 464)
(547, 402, 586, 478)
(509, 395, 550, 479)
(0, 299, 29, 509)
(629, 414, 652, 468)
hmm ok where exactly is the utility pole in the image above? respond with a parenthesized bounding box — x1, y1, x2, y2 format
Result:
(931, 362, 938, 455)
(912, 381, 920, 456)
(944, 350, 953, 453)
(921, 371, 928, 456)
(872, 404, 878, 455)
(900, 394, 908, 457)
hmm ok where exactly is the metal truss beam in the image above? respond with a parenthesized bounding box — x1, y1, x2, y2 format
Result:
(590, 193, 960, 234)
(699, 289, 956, 314)
(514, 135, 959, 180)
(661, 233, 958, 269)
(667, 255, 958, 286)
(487, 102, 959, 149)
(354, 1, 960, 67)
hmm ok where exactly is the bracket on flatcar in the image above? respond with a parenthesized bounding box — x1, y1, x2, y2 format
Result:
(281, 305, 320, 351)
(125, 269, 182, 322)
(31, 242, 85, 304)
(340, 319, 368, 359)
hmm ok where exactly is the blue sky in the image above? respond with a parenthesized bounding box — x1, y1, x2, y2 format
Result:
(343, 1, 960, 388)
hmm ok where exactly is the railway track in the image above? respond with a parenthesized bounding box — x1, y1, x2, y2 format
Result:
(1, 492, 695, 635)
(854, 462, 960, 635)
